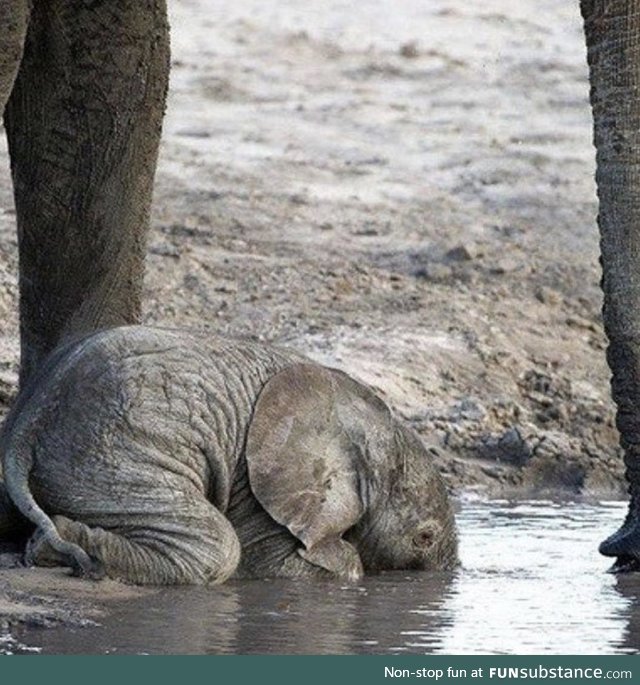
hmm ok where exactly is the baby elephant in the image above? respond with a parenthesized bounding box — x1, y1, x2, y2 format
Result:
(0, 326, 457, 585)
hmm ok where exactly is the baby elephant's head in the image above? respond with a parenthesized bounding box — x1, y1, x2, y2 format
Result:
(347, 422, 458, 572)
(247, 363, 458, 578)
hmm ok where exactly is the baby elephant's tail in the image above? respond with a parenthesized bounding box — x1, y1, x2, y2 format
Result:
(1, 409, 103, 579)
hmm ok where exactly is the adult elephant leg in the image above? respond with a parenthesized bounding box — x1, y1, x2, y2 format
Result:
(0, 0, 29, 115)
(581, 0, 640, 569)
(4, 0, 170, 387)
(0, 484, 29, 540)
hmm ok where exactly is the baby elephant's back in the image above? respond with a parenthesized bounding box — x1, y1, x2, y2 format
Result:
(27, 326, 299, 520)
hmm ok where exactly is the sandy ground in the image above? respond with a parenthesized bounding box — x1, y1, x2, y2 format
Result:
(0, 0, 630, 636)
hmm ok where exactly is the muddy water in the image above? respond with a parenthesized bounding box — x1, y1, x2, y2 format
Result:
(9, 498, 640, 655)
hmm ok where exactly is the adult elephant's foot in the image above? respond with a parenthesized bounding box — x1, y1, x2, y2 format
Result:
(600, 496, 640, 572)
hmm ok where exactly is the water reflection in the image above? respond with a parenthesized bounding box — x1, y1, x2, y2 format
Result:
(610, 574, 640, 654)
(435, 499, 630, 654)
(17, 572, 457, 654)
(9, 498, 639, 654)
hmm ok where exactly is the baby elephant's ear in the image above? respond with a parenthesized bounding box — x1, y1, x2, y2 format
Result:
(246, 363, 392, 578)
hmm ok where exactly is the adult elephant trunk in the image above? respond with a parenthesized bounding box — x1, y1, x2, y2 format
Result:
(3, 0, 170, 387)
(581, 0, 640, 569)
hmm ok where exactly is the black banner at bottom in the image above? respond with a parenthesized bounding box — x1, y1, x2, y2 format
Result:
(0, 656, 636, 685)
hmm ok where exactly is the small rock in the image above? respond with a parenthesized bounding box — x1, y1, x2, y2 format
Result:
(399, 41, 420, 59)
(183, 274, 200, 290)
(565, 315, 599, 333)
(445, 244, 476, 262)
(525, 431, 587, 491)
(413, 263, 453, 282)
(535, 405, 565, 424)
(450, 398, 486, 422)
(353, 226, 379, 237)
(489, 257, 521, 274)
(534, 286, 561, 305)
(176, 129, 212, 139)
(213, 283, 237, 294)
(520, 369, 553, 395)
(478, 427, 532, 466)
(149, 243, 180, 259)
(289, 193, 309, 205)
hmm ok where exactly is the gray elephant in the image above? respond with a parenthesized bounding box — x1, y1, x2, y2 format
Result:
(581, 0, 640, 569)
(0, 325, 458, 585)
(0, 0, 169, 388)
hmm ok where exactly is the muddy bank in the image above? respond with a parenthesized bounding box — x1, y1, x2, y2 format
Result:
(0, 541, 152, 652)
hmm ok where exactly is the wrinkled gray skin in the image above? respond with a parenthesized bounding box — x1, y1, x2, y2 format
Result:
(581, 0, 640, 571)
(0, 326, 458, 585)
(0, 0, 169, 387)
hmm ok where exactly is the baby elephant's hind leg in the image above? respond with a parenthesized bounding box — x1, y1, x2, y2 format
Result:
(27, 502, 241, 585)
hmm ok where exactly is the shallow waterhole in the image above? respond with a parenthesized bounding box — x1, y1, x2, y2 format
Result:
(7, 497, 639, 655)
